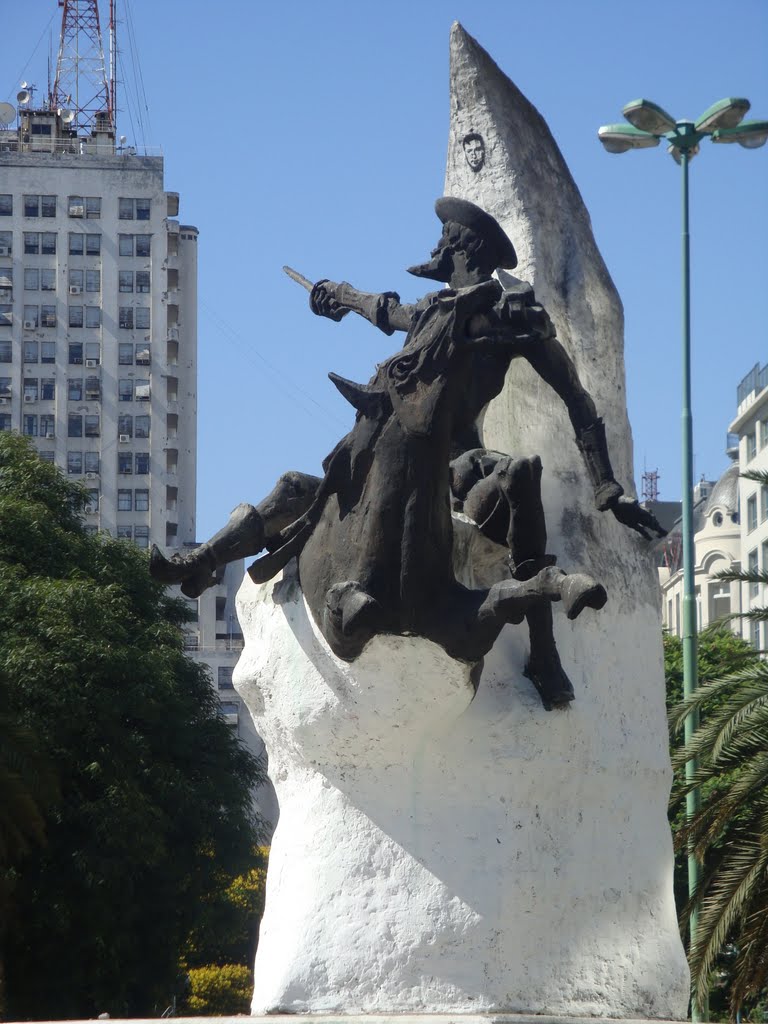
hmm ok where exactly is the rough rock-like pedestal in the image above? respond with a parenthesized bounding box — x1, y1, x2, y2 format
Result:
(233, 22, 689, 1021)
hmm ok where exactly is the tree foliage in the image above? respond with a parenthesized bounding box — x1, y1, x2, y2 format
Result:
(0, 434, 265, 1018)
(667, 502, 768, 1018)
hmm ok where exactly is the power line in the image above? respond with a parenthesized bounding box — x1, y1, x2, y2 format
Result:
(4, 11, 56, 102)
(199, 299, 348, 430)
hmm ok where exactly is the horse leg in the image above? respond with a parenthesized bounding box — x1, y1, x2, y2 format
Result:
(150, 471, 321, 598)
(322, 581, 386, 662)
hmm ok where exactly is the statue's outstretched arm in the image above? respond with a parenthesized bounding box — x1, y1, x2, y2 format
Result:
(310, 279, 421, 335)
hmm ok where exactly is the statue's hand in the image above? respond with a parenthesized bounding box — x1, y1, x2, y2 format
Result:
(310, 279, 347, 322)
(609, 495, 667, 540)
(525, 303, 556, 340)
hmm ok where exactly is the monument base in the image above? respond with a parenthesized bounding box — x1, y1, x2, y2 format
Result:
(234, 548, 689, 1021)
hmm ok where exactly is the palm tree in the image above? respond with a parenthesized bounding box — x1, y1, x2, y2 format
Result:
(671, 469, 768, 1017)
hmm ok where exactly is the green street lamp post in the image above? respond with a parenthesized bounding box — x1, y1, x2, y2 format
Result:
(598, 98, 768, 1022)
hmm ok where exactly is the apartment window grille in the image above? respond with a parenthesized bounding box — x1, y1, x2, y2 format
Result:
(134, 525, 149, 549)
(135, 452, 149, 474)
(41, 378, 55, 400)
(23, 414, 38, 436)
(40, 414, 55, 438)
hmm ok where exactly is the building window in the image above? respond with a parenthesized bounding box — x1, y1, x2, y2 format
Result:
(119, 343, 133, 365)
(0, 340, 11, 361)
(23, 341, 38, 363)
(762, 486, 768, 523)
(118, 452, 132, 475)
(85, 489, 99, 514)
(23, 414, 38, 436)
(41, 233, 56, 255)
(84, 342, 100, 365)
(69, 233, 83, 255)
(24, 233, 39, 255)
(747, 431, 757, 462)
(119, 307, 133, 329)
(117, 525, 132, 540)
(750, 619, 760, 650)
(135, 379, 150, 401)
(119, 234, 133, 256)
(85, 197, 101, 219)
(40, 414, 55, 439)
(120, 233, 151, 258)
(85, 234, 100, 255)
(41, 341, 55, 363)
(0, 229, 11, 253)
(118, 413, 133, 437)
(23, 378, 38, 401)
(85, 306, 101, 328)
(68, 413, 83, 437)
(69, 268, 83, 291)
(117, 489, 132, 511)
(85, 269, 100, 292)
(136, 234, 151, 256)
(134, 524, 149, 549)
(135, 306, 150, 330)
(84, 451, 99, 474)
(0, 376, 10, 398)
(68, 343, 83, 365)
(84, 414, 100, 438)
(0, 265, 11, 288)
(41, 269, 56, 291)
(747, 494, 758, 533)
(135, 488, 149, 511)
(749, 548, 759, 599)
(68, 378, 83, 401)
(136, 199, 150, 220)
(0, 413, 10, 431)
(135, 345, 150, 366)
(68, 196, 84, 217)
(0, 195, 12, 216)
(217, 666, 234, 691)
(23, 305, 39, 328)
(0, 308, 12, 329)
(41, 377, 55, 400)
(119, 379, 133, 402)
(25, 195, 55, 218)
(136, 271, 150, 293)
(135, 414, 150, 438)
(69, 306, 83, 328)
(119, 198, 151, 220)
(67, 451, 82, 475)
(119, 198, 133, 220)
(135, 452, 149, 474)
(41, 305, 56, 328)
(84, 376, 100, 400)
(119, 270, 134, 293)
(24, 268, 39, 290)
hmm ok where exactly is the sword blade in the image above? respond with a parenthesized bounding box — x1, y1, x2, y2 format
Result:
(283, 265, 314, 292)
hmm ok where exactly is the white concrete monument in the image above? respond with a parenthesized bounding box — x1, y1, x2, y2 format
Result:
(234, 22, 690, 1020)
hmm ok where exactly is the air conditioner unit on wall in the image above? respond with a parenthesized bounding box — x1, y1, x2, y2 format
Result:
(23, 320, 36, 330)
(85, 472, 98, 479)
(69, 284, 82, 295)
(85, 359, 97, 368)
(119, 434, 130, 443)
(24, 394, 34, 402)
(0, 246, 10, 257)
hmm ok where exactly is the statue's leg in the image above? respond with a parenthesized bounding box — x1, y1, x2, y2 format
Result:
(150, 471, 321, 598)
(491, 456, 605, 709)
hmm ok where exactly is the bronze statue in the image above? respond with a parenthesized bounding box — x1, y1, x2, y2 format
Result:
(151, 198, 664, 708)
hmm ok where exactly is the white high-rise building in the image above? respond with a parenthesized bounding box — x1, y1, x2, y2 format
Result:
(0, 105, 196, 551)
(0, 89, 276, 829)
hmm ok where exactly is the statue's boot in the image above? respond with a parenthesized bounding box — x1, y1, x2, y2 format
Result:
(150, 503, 265, 598)
(524, 604, 574, 710)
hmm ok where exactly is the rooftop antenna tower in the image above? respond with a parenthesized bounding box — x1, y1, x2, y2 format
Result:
(52, 0, 114, 135)
(641, 468, 660, 503)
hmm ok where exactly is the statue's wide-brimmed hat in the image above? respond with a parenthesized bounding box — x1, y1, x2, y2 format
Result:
(435, 196, 517, 270)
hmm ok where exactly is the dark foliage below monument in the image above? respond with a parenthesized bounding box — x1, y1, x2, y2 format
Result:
(0, 434, 265, 1019)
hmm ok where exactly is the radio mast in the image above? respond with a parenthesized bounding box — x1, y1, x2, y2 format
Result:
(52, 0, 114, 135)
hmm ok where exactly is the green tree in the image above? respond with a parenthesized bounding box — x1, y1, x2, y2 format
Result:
(669, 492, 768, 1018)
(0, 434, 265, 1018)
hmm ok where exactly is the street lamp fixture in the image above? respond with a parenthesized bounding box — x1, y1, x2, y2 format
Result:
(598, 94, 766, 1023)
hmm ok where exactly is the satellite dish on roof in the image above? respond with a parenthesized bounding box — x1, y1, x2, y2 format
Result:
(60, 108, 75, 124)
(17, 89, 30, 106)
(119, 135, 126, 144)
(20, 81, 28, 89)
(0, 102, 15, 125)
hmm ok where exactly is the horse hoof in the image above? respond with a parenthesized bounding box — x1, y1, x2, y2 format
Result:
(560, 574, 607, 620)
(524, 659, 575, 711)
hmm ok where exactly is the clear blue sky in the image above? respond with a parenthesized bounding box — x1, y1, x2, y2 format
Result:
(4, 1, 767, 540)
